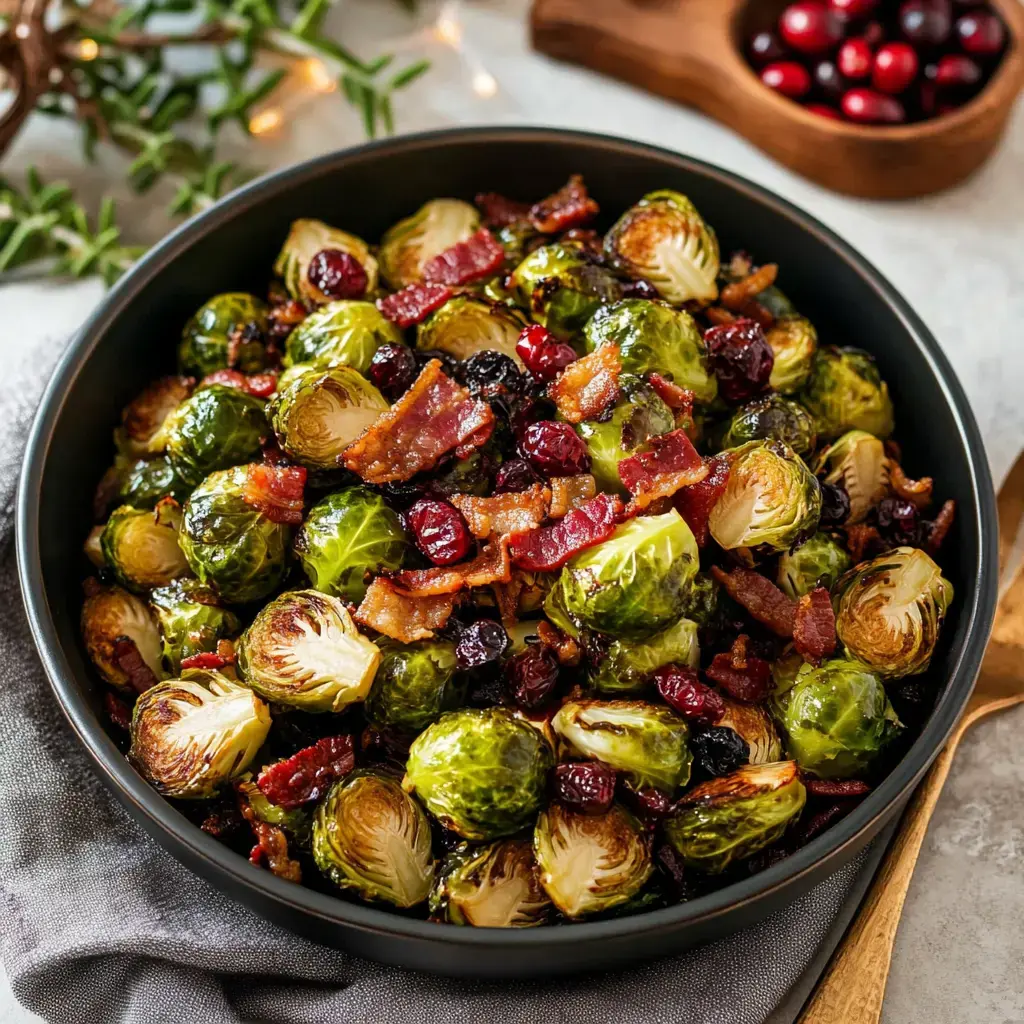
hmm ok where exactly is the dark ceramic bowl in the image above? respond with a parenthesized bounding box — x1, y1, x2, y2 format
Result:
(17, 127, 997, 978)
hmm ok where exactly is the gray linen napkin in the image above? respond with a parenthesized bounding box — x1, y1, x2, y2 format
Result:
(0, 328, 869, 1024)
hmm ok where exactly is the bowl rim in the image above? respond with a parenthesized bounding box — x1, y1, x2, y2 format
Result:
(16, 125, 998, 951)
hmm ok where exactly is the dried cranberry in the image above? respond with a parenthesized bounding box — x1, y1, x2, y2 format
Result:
(520, 420, 591, 477)
(655, 842, 687, 894)
(515, 324, 578, 382)
(654, 665, 726, 726)
(493, 457, 542, 493)
(455, 619, 509, 670)
(762, 61, 813, 98)
(405, 498, 472, 565)
(956, 10, 1005, 55)
(838, 37, 874, 79)
(779, 2, 843, 54)
(842, 87, 906, 123)
(621, 279, 660, 300)
(368, 343, 418, 401)
(819, 480, 851, 526)
(703, 318, 774, 403)
(414, 347, 461, 377)
(749, 30, 787, 66)
(874, 495, 921, 545)
(461, 350, 524, 395)
(307, 248, 368, 300)
(872, 42, 919, 93)
(551, 761, 616, 815)
(374, 478, 428, 510)
(692, 727, 750, 777)
(899, 0, 952, 48)
(620, 780, 675, 824)
(257, 735, 355, 809)
(706, 646, 774, 703)
(504, 644, 560, 709)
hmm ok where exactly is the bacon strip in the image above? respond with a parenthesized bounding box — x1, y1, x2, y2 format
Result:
(793, 587, 837, 665)
(710, 566, 797, 637)
(421, 228, 505, 286)
(113, 636, 160, 694)
(389, 540, 512, 597)
(377, 281, 453, 328)
(242, 463, 307, 525)
(180, 652, 228, 671)
(450, 485, 549, 539)
(355, 579, 458, 642)
(889, 461, 934, 510)
(549, 345, 622, 424)
(104, 691, 132, 731)
(529, 174, 599, 234)
(475, 191, 531, 228)
(844, 523, 883, 563)
(926, 499, 956, 555)
(201, 369, 278, 398)
(720, 263, 778, 311)
(705, 635, 773, 704)
(648, 373, 695, 416)
(509, 493, 624, 572)
(342, 360, 494, 484)
(618, 430, 708, 510)
(548, 474, 597, 518)
(257, 735, 355, 809)
(674, 454, 730, 547)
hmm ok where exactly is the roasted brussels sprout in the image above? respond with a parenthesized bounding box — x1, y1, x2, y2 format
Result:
(236, 590, 380, 712)
(589, 616, 699, 694)
(813, 429, 889, 524)
(779, 659, 902, 777)
(149, 578, 241, 674)
(708, 441, 821, 559)
(119, 457, 192, 509)
(178, 293, 269, 377)
(583, 300, 717, 403)
(679, 572, 720, 629)
(379, 198, 480, 289)
(833, 547, 953, 679)
(776, 532, 852, 601)
(574, 374, 675, 494)
(766, 315, 817, 394)
(552, 699, 692, 791)
(312, 771, 435, 907)
(802, 347, 895, 440)
(269, 366, 387, 471)
(274, 218, 379, 303)
(114, 376, 194, 459)
(417, 296, 526, 365)
(294, 487, 411, 603)
(237, 776, 312, 846)
(81, 583, 165, 690)
(403, 707, 553, 840)
(430, 839, 551, 927)
(101, 502, 188, 593)
(533, 803, 652, 918)
(129, 669, 271, 799)
(366, 639, 460, 733)
(718, 698, 783, 765)
(546, 510, 699, 640)
(179, 466, 292, 604)
(719, 394, 817, 458)
(283, 300, 402, 373)
(664, 761, 806, 873)
(604, 190, 720, 305)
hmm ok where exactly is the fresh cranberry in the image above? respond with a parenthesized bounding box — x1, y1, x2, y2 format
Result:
(861, 20, 886, 47)
(520, 421, 591, 477)
(779, 2, 843, 54)
(838, 38, 874, 78)
(829, 0, 877, 18)
(933, 52, 982, 88)
(703, 318, 774, 403)
(504, 644, 560, 709)
(307, 248, 368, 300)
(873, 42, 919, 93)
(806, 103, 843, 118)
(899, 0, 952, 48)
(819, 481, 851, 526)
(918, 77, 940, 116)
(493, 457, 542, 493)
(454, 620, 509, 671)
(405, 498, 472, 565)
(956, 10, 1005, 55)
(842, 87, 906, 123)
(515, 324, 578, 382)
(368, 342, 418, 401)
(654, 665, 726, 726)
(621, 279, 660, 300)
(551, 761, 616, 815)
(812, 59, 846, 100)
(761, 61, 813, 98)
(749, 30, 788, 66)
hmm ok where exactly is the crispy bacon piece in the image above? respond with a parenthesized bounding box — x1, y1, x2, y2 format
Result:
(711, 566, 797, 637)
(509, 493, 624, 572)
(793, 587, 837, 665)
(549, 345, 622, 424)
(377, 281, 453, 328)
(242, 463, 306, 525)
(529, 174, 599, 234)
(618, 430, 708, 510)
(475, 191, 531, 228)
(803, 778, 872, 799)
(548, 474, 597, 518)
(450, 485, 549, 539)
(736, 299, 774, 329)
(675, 453, 730, 547)
(491, 574, 526, 626)
(257, 735, 355, 809)
(390, 540, 512, 597)
(647, 373, 695, 416)
(180, 651, 228, 671)
(342, 360, 494, 483)
(536, 620, 581, 667)
(889, 461, 934, 510)
(844, 523, 884, 563)
(249, 823, 302, 882)
(926, 499, 956, 555)
(421, 228, 506, 286)
(706, 307, 739, 326)
(720, 263, 778, 311)
(355, 578, 457, 642)
(705, 635, 773, 703)
(112, 636, 160, 695)
(104, 691, 132, 731)
(201, 369, 278, 398)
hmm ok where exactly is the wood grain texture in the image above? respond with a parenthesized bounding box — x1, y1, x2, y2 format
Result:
(530, 0, 1024, 199)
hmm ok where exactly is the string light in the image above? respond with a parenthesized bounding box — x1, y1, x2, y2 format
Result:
(471, 70, 497, 99)
(249, 108, 283, 136)
(300, 58, 335, 95)
(433, 2, 463, 48)
(77, 37, 99, 60)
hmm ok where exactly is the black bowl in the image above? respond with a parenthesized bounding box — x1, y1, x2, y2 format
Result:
(17, 127, 997, 978)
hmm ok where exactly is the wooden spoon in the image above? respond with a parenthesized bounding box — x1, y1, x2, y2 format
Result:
(797, 448, 1024, 1024)
(530, 0, 1024, 199)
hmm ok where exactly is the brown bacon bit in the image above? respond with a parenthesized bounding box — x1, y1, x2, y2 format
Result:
(242, 463, 306, 525)
(257, 735, 355, 809)
(536, 620, 581, 667)
(475, 191, 531, 228)
(268, 297, 307, 334)
(705, 635, 773, 703)
(720, 263, 778, 311)
(450, 485, 549, 539)
(548, 474, 597, 518)
(112, 636, 160, 694)
(844, 523, 884, 563)
(247, 821, 302, 883)
(342, 360, 494, 484)
(529, 174, 599, 234)
(548, 345, 622, 424)
(180, 651, 228, 671)
(710, 566, 797, 637)
(889, 461, 934, 510)
(926, 499, 956, 555)
(491, 575, 526, 627)
(675, 454, 730, 547)
(377, 281, 453, 328)
(200, 803, 244, 839)
(793, 587, 837, 665)
(509, 493, 625, 572)
(390, 540, 512, 597)
(104, 691, 132, 731)
(794, 803, 851, 845)
(737, 298, 775, 329)
(647, 373, 695, 416)
(560, 227, 603, 255)
(215, 639, 237, 664)
(803, 778, 872, 799)
(618, 430, 708, 510)
(355, 579, 457, 642)
(883, 439, 902, 463)
(706, 307, 739, 326)
(421, 228, 506, 286)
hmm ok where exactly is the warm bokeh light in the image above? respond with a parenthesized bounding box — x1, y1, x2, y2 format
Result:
(300, 57, 335, 94)
(78, 38, 99, 61)
(471, 70, 497, 98)
(249, 108, 283, 136)
(433, 3, 463, 48)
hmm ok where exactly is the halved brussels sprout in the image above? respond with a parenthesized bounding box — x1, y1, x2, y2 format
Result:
(119, 457, 192, 509)
(101, 502, 189, 593)
(236, 776, 312, 846)
(802, 347, 895, 440)
(779, 659, 901, 777)
(833, 547, 953, 679)
(583, 300, 717, 403)
(178, 293, 269, 378)
(533, 803, 652, 918)
(403, 707, 553, 840)
(416, 296, 526, 365)
(149, 578, 241, 675)
(274, 218, 379, 303)
(708, 441, 821, 559)
(129, 669, 271, 799)
(312, 771, 435, 907)
(664, 761, 806, 873)
(547, 510, 699, 640)
(81, 583, 165, 690)
(294, 487, 411, 603)
(767, 315, 817, 394)
(236, 589, 380, 712)
(366, 639, 460, 733)
(179, 466, 292, 604)
(269, 366, 388, 471)
(114, 376, 194, 459)
(719, 394, 817, 458)
(430, 839, 551, 927)
(718, 698, 782, 765)
(552, 699, 692, 791)
(574, 374, 675, 494)
(379, 199, 480, 289)
(813, 429, 889, 524)
(589, 616, 700, 694)
(679, 572, 720, 629)
(283, 300, 403, 373)
(604, 190, 720, 306)
(776, 532, 852, 601)
(163, 384, 268, 487)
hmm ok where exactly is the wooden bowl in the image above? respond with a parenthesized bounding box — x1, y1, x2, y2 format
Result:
(531, 0, 1024, 199)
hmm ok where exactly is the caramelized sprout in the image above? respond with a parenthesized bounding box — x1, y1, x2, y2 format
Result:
(366, 639, 460, 733)
(767, 315, 817, 394)
(178, 293, 269, 377)
(283, 300, 402, 373)
(802, 347, 894, 440)
(274, 219, 378, 303)
(416, 296, 526, 365)
(717, 698, 782, 765)
(101, 502, 189, 593)
(81, 583, 165, 691)
(776, 532, 852, 601)
(149, 578, 241, 675)
(813, 429, 889, 524)
(114, 376, 194, 459)
(719, 394, 817, 458)
(379, 199, 480, 289)
(590, 616, 700, 694)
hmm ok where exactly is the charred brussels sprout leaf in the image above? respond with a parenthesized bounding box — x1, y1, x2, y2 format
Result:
(379, 199, 480, 290)
(718, 698, 782, 765)
(664, 761, 806, 873)
(179, 293, 269, 377)
(81, 583, 165, 690)
(149, 578, 241, 675)
(114, 376, 194, 459)
(767, 315, 817, 394)
(813, 429, 889, 524)
(237, 590, 380, 712)
(295, 487, 411, 603)
(776, 532, 852, 601)
(129, 669, 271, 799)
(313, 771, 435, 907)
(101, 502, 189, 592)
(534, 803, 652, 918)
(366, 639, 460, 733)
(119, 457, 192, 509)
(719, 394, 817, 458)
(417, 296, 526, 365)
(403, 707, 553, 840)
(274, 219, 379, 303)
(833, 547, 953, 679)
(283, 300, 402, 373)
(802, 347, 895, 441)
(589, 617, 699, 694)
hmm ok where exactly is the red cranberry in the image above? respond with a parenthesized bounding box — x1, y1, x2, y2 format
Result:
(918, 77, 940, 116)
(551, 762, 616, 815)
(873, 42, 919, 93)
(838, 38, 874, 78)
(806, 102, 843, 117)
(875, 496, 922, 545)
(813, 59, 846, 100)
(842, 87, 906, 122)
(956, 11, 1005, 55)
(504, 645, 560, 709)
(515, 324, 578, 382)
(620, 781, 675, 823)
(405, 499, 472, 565)
(493, 457, 542, 493)
(861, 20, 886, 46)
(368, 343, 417, 401)
(654, 665, 725, 726)
(307, 248, 368, 300)
(761, 61, 813, 98)
(520, 421, 591, 477)
(703, 318, 774, 403)
(829, 0, 877, 18)
(779, 2, 843, 54)
(934, 52, 982, 88)
(749, 30, 788, 65)
(899, 0, 952, 48)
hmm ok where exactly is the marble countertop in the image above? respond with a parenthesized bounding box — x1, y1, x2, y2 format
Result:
(1, 1, 1021, 1020)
